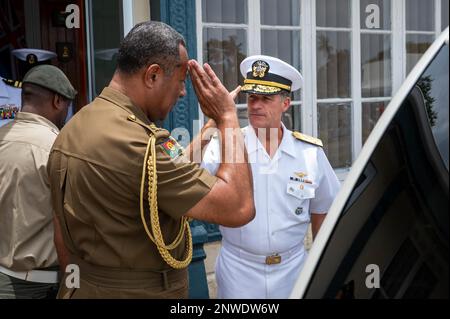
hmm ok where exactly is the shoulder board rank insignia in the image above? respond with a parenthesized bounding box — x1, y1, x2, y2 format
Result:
(2, 79, 22, 88)
(292, 131, 323, 147)
(127, 115, 162, 133)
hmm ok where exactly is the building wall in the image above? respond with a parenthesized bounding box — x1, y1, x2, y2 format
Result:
(85, 0, 449, 176)
(195, 0, 449, 177)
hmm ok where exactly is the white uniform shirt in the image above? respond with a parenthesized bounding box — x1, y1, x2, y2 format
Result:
(201, 124, 340, 298)
(0, 78, 22, 127)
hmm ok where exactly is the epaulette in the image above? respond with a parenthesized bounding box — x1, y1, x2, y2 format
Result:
(2, 78, 22, 88)
(292, 131, 323, 147)
(126, 113, 163, 133)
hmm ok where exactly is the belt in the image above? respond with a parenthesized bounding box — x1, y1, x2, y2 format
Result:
(0, 265, 59, 284)
(222, 240, 304, 265)
(70, 255, 187, 290)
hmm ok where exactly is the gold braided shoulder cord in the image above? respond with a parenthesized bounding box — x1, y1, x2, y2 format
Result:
(140, 134, 193, 269)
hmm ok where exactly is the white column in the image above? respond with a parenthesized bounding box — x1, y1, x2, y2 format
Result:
(392, 0, 405, 92)
(351, 0, 362, 159)
(301, 0, 315, 136)
(122, 0, 134, 36)
(195, 0, 205, 126)
(248, 0, 261, 55)
(436, 0, 442, 36)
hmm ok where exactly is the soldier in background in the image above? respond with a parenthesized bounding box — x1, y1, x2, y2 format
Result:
(0, 65, 76, 299)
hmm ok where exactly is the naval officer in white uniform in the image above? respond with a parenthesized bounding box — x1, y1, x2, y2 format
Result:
(1, 49, 58, 127)
(201, 55, 341, 299)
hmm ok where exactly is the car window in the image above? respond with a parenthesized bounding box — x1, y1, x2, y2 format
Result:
(419, 44, 449, 170)
(304, 43, 449, 299)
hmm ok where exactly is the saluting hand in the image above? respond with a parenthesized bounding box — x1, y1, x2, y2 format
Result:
(229, 86, 241, 101)
(200, 86, 240, 131)
(188, 60, 237, 124)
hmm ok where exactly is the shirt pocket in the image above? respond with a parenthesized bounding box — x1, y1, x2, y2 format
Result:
(286, 182, 315, 201)
(285, 183, 315, 224)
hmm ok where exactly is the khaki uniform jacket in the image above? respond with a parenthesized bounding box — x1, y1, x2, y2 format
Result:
(47, 87, 217, 298)
(0, 112, 59, 271)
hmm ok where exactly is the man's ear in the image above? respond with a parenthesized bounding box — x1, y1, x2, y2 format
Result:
(144, 64, 162, 88)
(53, 94, 63, 110)
(53, 94, 70, 110)
(282, 96, 291, 112)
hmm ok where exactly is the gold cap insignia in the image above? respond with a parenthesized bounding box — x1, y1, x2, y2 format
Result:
(252, 60, 269, 78)
(26, 54, 37, 65)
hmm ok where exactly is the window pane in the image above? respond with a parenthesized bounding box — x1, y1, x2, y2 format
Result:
(283, 104, 301, 131)
(203, 28, 247, 104)
(360, 0, 391, 30)
(261, 30, 301, 101)
(202, 0, 247, 24)
(406, 34, 434, 74)
(419, 44, 449, 169)
(361, 34, 392, 97)
(362, 101, 389, 143)
(237, 108, 248, 128)
(91, 0, 122, 96)
(318, 103, 352, 168)
(406, 0, 435, 31)
(443, 0, 449, 30)
(316, 0, 350, 28)
(317, 31, 351, 99)
(261, 0, 300, 26)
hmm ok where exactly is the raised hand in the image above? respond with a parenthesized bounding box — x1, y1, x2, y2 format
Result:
(188, 60, 236, 124)
(229, 86, 241, 101)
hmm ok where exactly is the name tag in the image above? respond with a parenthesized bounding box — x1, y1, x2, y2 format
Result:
(287, 182, 315, 200)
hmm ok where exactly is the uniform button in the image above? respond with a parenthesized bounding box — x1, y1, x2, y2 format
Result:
(127, 114, 136, 121)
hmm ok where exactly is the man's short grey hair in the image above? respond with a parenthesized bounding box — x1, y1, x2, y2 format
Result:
(279, 91, 292, 99)
(117, 21, 186, 75)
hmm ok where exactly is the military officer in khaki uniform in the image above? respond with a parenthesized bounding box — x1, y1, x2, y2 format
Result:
(0, 65, 76, 299)
(47, 21, 255, 299)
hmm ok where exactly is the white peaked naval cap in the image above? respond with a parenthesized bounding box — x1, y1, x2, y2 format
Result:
(240, 55, 303, 95)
